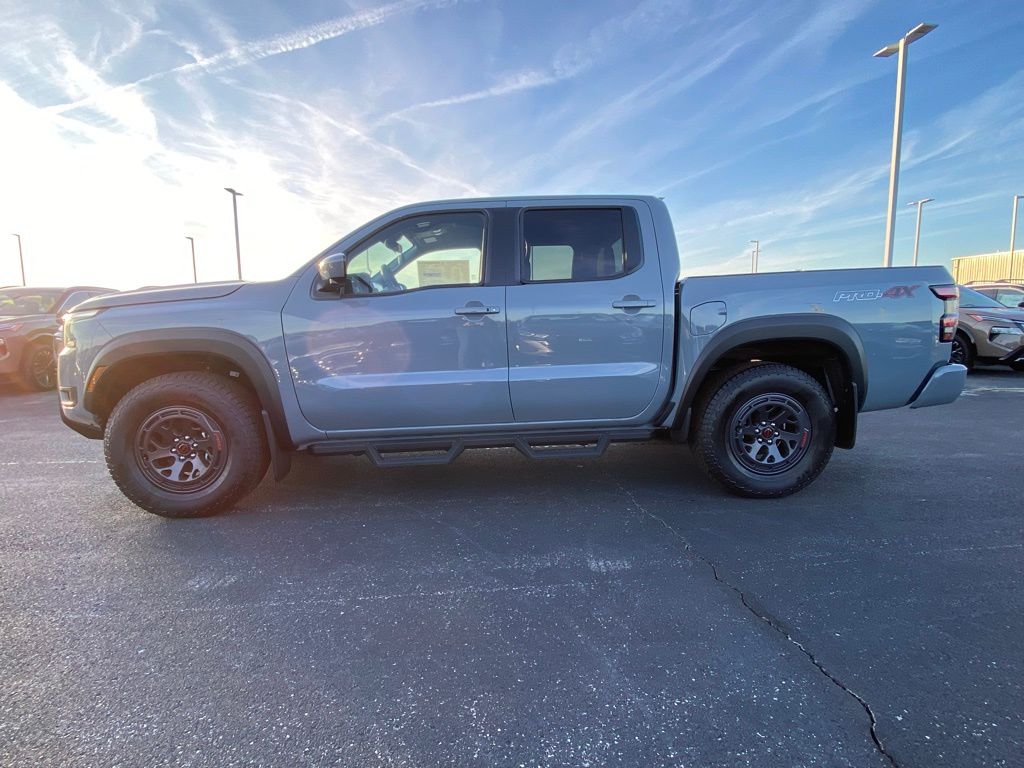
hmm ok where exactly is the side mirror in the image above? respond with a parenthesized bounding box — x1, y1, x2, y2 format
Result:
(317, 252, 347, 291)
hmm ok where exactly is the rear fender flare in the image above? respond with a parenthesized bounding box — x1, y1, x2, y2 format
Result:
(675, 315, 867, 447)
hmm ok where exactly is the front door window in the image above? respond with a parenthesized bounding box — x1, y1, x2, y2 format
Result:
(345, 212, 485, 295)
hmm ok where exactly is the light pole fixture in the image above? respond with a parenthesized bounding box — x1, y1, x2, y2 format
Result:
(224, 187, 244, 280)
(185, 236, 198, 284)
(874, 22, 937, 268)
(749, 240, 760, 273)
(1011, 194, 1022, 282)
(11, 233, 25, 286)
(906, 198, 933, 266)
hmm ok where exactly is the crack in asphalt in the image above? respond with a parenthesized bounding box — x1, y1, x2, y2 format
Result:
(619, 486, 900, 768)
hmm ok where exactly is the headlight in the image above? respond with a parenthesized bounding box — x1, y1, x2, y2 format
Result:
(62, 309, 102, 350)
(0, 322, 24, 333)
(64, 309, 102, 321)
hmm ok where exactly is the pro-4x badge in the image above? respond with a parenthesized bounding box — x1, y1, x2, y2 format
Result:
(833, 285, 920, 302)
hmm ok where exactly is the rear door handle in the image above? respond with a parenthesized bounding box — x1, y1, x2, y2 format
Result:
(455, 304, 500, 315)
(612, 298, 656, 310)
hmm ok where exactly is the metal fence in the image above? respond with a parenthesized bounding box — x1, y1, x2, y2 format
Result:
(951, 251, 1024, 284)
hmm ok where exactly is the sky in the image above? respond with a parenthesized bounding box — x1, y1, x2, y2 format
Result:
(1, 0, 1023, 289)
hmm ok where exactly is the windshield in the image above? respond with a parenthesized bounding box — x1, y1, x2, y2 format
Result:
(0, 289, 63, 316)
(958, 287, 1005, 309)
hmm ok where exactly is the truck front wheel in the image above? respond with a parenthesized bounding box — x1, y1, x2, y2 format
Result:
(104, 372, 269, 517)
(692, 363, 836, 498)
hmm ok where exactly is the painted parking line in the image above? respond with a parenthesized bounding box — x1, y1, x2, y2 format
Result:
(0, 459, 101, 466)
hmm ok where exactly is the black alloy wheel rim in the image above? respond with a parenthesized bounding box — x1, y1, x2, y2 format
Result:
(31, 347, 56, 389)
(950, 336, 967, 366)
(134, 407, 227, 493)
(729, 393, 812, 476)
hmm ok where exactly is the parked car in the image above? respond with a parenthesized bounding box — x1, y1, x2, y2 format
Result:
(0, 286, 116, 390)
(967, 281, 1024, 309)
(57, 196, 965, 517)
(950, 286, 1024, 372)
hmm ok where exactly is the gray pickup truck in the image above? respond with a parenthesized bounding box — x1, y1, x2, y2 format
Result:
(57, 196, 965, 517)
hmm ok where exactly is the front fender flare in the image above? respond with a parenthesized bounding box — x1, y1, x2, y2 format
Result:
(83, 328, 294, 449)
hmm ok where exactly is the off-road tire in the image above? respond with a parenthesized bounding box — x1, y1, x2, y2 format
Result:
(20, 340, 56, 391)
(692, 363, 836, 498)
(104, 372, 269, 518)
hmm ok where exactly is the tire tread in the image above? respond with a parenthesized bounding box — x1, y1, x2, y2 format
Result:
(692, 363, 835, 498)
(103, 372, 268, 517)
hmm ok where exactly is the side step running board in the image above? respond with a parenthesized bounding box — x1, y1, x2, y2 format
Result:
(307, 429, 652, 468)
(512, 435, 610, 460)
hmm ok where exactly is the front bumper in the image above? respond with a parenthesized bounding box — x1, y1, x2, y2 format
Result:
(998, 344, 1024, 365)
(0, 335, 24, 375)
(909, 363, 967, 409)
(59, 402, 104, 439)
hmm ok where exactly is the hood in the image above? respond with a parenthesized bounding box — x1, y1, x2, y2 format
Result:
(0, 312, 53, 327)
(961, 305, 1024, 322)
(73, 282, 245, 312)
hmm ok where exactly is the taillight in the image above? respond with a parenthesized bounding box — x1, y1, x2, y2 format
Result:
(931, 284, 959, 343)
(940, 314, 958, 342)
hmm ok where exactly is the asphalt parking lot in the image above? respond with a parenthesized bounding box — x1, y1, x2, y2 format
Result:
(1, 372, 1022, 768)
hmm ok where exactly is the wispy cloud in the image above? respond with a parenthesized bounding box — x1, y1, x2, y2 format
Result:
(384, 68, 561, 118)
(174, 0, 458, 76)
(379, 0, 696, 121)
(234, 86, 485, 196)
(48, 0, 461, 114)
(2, 0, 1023, 289)
(555, 35, 753, 151)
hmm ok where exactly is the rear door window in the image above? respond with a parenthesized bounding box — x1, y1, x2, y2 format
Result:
(995, 288, 1024, 307)
(522, 208, 640, 283)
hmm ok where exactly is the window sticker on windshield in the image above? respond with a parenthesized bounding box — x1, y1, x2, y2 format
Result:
(418, 260, 470, 287)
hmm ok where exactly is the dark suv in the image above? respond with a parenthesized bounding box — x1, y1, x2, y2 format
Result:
(0, 286, 115, 390)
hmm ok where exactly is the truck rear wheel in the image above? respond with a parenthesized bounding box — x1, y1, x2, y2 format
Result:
(104, 372, 269, 518)
(692, 363, 836, 498)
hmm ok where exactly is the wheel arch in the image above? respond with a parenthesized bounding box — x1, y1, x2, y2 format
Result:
(83, 329, 294, 450)
(954, 327, 976, 351)
(21, 328, 57, 357)
(676, 315, 866, 449)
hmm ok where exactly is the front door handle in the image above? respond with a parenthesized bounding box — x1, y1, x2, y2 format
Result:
(612, 297, 656, 310)
(455, 304, 500, 315)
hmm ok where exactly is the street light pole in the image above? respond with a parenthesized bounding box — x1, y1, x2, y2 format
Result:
(749, 240, 760, 273)
(185, 236, 198, 284)
(224, 187, 244, 280)
(11, 233, 25, 286)
(874, 22, 937, 268)
(907, 198, 933, 266)
(1010, 194, 1022, 282)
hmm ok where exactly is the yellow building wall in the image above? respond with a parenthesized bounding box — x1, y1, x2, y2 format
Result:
(950, 251, 1024, 283)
